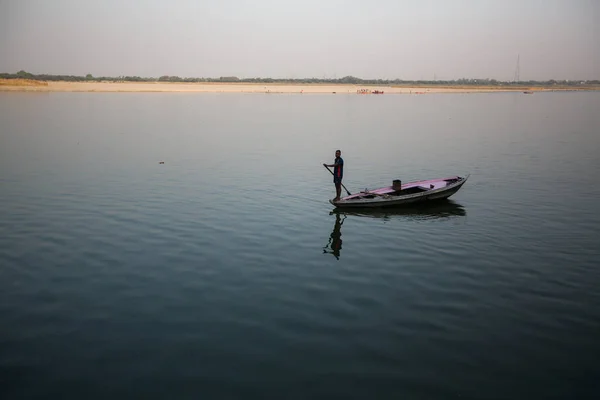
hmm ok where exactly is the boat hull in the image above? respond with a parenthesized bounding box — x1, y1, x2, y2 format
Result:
(330, 175, 469, 208)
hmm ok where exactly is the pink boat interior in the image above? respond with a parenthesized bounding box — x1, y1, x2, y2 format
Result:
(341, 176, 462, 201)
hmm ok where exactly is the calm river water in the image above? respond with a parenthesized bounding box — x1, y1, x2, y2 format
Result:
(1, 91, 599, 399)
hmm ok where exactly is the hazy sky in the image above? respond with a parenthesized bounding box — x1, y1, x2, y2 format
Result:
(1, 0, 598, 80)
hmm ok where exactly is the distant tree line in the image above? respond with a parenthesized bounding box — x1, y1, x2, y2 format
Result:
(1, 70, 599, 86)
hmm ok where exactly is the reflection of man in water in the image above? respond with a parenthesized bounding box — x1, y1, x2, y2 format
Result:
(324, 213, 345, 260)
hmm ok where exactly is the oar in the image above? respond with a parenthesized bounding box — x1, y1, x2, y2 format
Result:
(324, 165, 352, 196)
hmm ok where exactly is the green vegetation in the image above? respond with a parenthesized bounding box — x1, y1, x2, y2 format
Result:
(1, 70, 598, 87)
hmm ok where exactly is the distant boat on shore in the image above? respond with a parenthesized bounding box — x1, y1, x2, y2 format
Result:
(357, 89, 384, 94)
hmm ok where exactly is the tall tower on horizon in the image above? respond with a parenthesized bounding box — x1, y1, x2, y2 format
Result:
(513, 54, 520, 82)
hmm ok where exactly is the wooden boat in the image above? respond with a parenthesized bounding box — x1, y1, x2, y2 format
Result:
(330, 175, 469, 208)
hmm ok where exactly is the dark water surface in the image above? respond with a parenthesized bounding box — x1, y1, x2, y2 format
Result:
(1, 92, 599, 399)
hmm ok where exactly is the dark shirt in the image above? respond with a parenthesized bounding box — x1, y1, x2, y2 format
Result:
(334, 157, 344, 179)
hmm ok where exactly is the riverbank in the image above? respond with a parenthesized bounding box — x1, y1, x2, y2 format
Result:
(0, 78, 48, 87)
(0, 80, 597, 93)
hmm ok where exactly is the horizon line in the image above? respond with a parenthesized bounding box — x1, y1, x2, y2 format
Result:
(2, 71, 599, 83)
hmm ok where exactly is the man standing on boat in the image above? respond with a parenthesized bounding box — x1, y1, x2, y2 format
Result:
(323, 150, 344, 202)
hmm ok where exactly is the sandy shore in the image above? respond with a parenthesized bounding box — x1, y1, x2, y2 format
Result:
(0, 81, 596, 94)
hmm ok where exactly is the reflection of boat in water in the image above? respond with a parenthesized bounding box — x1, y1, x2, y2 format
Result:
(323, 201, 466, 259)
(330, 200, 467, 221)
